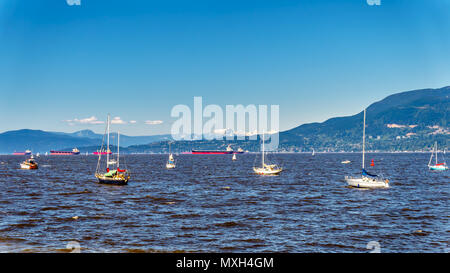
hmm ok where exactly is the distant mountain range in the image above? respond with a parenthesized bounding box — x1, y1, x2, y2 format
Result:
(0, 129, 171, 153)
(0, 86, 448, 153)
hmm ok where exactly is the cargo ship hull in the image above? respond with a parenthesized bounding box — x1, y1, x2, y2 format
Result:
(50, 151, 80, 155)
(93, 151, 112, 155)
(13, 151, 32, 155)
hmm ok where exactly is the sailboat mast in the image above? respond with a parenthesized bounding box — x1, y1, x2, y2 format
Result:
(117, 130, 120, 168)
(106, 114, 110, 165)
(262, 130, 265, 167)
(428, 142, 434, 167)
(362, 109, 366, 170)
(435, 141, 438, 165)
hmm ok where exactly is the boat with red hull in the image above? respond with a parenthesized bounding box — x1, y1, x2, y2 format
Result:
(50, 148, 80, 155)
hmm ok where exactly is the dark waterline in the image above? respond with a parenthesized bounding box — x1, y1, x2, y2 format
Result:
(0, 153, 448, 252)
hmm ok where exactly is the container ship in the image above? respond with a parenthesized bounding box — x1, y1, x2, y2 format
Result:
(50, 148, 80, 155)
(13, 150, 32, 155)
(191, 145, 245, 155)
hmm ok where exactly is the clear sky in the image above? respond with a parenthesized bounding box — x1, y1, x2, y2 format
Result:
(0, 0, 449, 136)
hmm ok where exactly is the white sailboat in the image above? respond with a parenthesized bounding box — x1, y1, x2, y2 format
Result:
(95, 115, 130, 185)
(232, 153, 237, 161)
(253, 131, 282, 175)
(166, 142, 176, 169)
(428, 141, 448, 171)
(312, 149, 315, 156)
(345, 109, 389, 188)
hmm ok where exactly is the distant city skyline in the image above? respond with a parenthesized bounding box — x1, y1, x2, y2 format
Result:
(1, 0, 449, 136)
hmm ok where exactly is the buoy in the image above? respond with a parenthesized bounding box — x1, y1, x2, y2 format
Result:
(370, 159, 374, 167)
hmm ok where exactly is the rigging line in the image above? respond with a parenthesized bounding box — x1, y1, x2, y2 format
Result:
(95, 118, 108, 174)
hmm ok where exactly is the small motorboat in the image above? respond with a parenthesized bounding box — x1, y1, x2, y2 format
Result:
(20, 157, 38, 169)
(341, 160, 351, 164)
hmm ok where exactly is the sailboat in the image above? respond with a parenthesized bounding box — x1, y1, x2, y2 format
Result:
(428, 141, 448, 171)
(345, 109, 389, 188)
(166, 142, 176, 169)
(253, 131, 282, 175)
(95, 115, 130, 185)
(232, 153, 237, 161)
(312, 149, 315, 156)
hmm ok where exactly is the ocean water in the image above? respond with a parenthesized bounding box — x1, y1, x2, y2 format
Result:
(0, 153, 448, 253)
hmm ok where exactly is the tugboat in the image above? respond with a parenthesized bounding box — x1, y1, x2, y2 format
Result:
(95, 115, 130, 185)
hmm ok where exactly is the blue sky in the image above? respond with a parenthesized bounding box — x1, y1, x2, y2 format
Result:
(0, 0, 449, 136)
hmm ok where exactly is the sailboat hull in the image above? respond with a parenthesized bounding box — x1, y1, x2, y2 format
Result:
(253, 167, 283, 175)
(95, 173, 129, 185)
(166, 163, 176, 169)
(97, 176, 129, 185)
(345, 176, 389, 189)
(428, 165, 448, 171)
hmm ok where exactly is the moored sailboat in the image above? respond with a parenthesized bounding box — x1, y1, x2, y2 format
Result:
(95, 115, 130, 185)
(166, 142, 176, 169)
(428, 141, 448, 171)
(344, 109, 389, 188)
(253, 131, 282, 175)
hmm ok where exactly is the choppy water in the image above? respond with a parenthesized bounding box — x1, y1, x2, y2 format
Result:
(0, 153, 448, 253)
